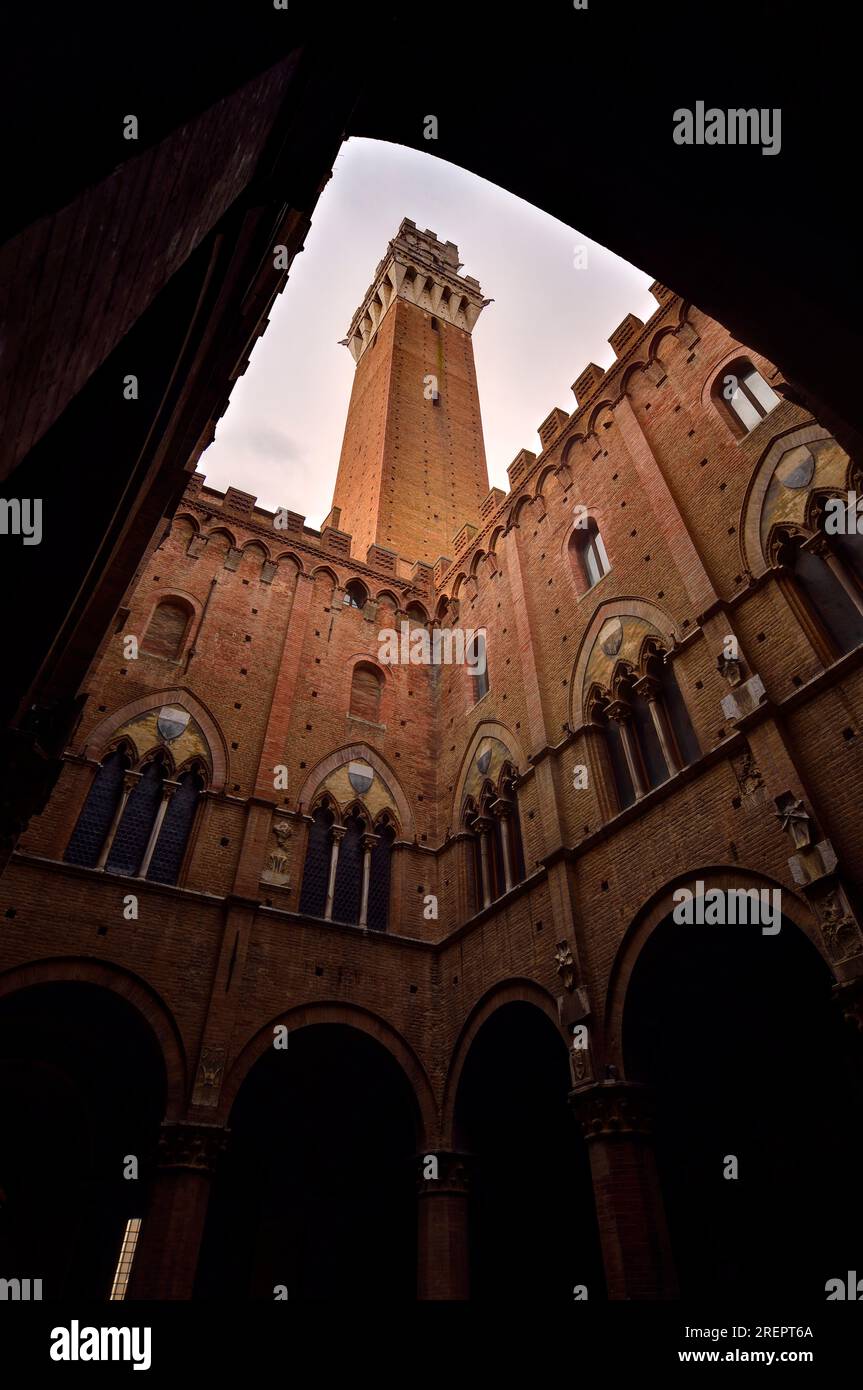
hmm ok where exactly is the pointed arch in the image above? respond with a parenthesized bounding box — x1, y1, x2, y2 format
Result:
(740, 423, 849, 578)
(273, 550, 304, 573)
(203, 525, 238, 548)
(297, 745, 415, 838)
(79, 688, 229, 791)
(569, 597, 678, 728)
(451, 720, 527, 826)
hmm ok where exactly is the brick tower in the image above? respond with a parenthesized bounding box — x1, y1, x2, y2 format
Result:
(331, 218, 490, 566)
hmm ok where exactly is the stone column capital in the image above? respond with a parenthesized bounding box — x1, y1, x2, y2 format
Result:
(156, 1121, 229, 1173)
(330, 824, 347, 843)
(632, 674, 661, 702)
(569, 1080, 655, 1140)
(604, 699, 633, 724)
(415, 1150, 473, 1196)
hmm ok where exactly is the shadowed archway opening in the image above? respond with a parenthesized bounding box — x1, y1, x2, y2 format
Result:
(454, 1001, 604, 1300)
(196, 1024, 418, 1300)
(623, 909, 863, 1300)
(0, 982, 166, 1298)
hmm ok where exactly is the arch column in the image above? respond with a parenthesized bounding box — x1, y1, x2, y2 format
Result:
(633, 675, 680, 776)
(127, 1121, 228, 1300)
(95, 769, 140, 869)
(416, 1151, 472, 1300)
(490, 800, 513, 893)
(138, 777, 180, 877)
(810, 533, 863, 618)
(324, 825, 346, 921)
(359, 831, 379, 927)
(605, 702, 647, 800)
(569, 1080, 677, 1300)
(475, 816, 493, 908)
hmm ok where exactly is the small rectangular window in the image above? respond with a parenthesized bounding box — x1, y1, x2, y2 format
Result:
(110, 1218, 142, 1300)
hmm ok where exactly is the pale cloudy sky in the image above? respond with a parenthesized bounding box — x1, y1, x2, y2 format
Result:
(199, 137, 658, 524)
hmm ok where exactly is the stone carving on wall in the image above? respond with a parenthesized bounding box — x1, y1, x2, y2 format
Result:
(555, 941, 576, 992)
(732, 745, 764, 797)
(717, 650, 744, 686)
(261, 818, 292, 886)
(197, 1044, 225, 1090)
(775, 793, 815, 850)
(157, 1121, 229, 1172)
(810, 884, 863, 963)
(720, 673, 766, 723)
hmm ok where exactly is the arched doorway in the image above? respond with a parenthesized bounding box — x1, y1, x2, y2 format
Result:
(0, 982, 166, 1298)
(454, 1001, 604, 1300)
(623, 907, 863, 1299)
(197, 1024, 418, 1300)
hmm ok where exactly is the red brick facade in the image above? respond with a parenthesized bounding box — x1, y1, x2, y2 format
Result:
(3, 224, 863, 1302)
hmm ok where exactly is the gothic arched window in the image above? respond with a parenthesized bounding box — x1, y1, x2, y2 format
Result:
(105, 756, 166, 877)
(775, 530, 863, 662)
(713, 359, 780, 436)
(64, 747, 130, 868)
(463, 800, 484, 915)
(569, 521, 610, 590)
(343, 580, 368, 610)
(142, 599, 193, 660)
(145, 765, 205, 885)
(367, 819, 395, 932)
(593, 653, 699, 811)
(462, 767, 524, 912)
(332, 812, 366, 925)
(350, 662, 383, 722)
(299, 804, 334, 918)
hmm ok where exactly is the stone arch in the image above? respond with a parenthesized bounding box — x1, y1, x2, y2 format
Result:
(569, 597, 678, 727)
(468, 549, 486, 578)
(508, 493, 534, 529)
(218, 1001, 437, 1143)
(441, 979, 562, 1140)
(561, 433, 588, 470)
(535, 463, 559, 498)
(375, 587, 401, 608)
(404, 599, 429, 622)
(451, 719, 527, 826)
(487, 524, 506, 555)
(739, 422, 846, 578)
(602, 866, 828, 1073)
(311, 564, 339, 586)
(296, 743, 415, 837)
(203, 525, 237, 549)
(240, 537, 271, 562)
(78, 686, 229, 790)
(272, 550, 304, 572)
(620, 357, 653, 397)
(647, 320, 682, 364)
(587, 400, 617, 434)
(172, 511, 200, 536)
(0, 957, 188, 1118)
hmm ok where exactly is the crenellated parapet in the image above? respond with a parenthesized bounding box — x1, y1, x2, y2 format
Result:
(432, 288, 709, 599)
(340, 218, 489, 364)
